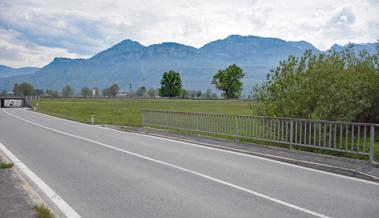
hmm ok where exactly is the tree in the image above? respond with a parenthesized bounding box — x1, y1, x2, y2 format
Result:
(51, 90, 59, 97)
(147, 88, 157, 98)
(204, 89, 212, 99)
(0, 90, 7, 96)
(46, 89, 59, 97)
(13, 83, 18, 95)
(190, 90, 197, 98)
(33, 89, 44, 96)
(109, 84, 120, 97)
(135, 86, 147, 97)
(102, 84, 119, 97)
(14, 82, 34, 96)
(180, 89, 190, 98)
(159, 70, 182, 98)
(81, 87, 92, 97)
(62, 85, 74, 97)
(211, 93, 219, 99)
(212, 64, 245, 99)
(196, 90, 202, 98)
(102, 88, 111, 97)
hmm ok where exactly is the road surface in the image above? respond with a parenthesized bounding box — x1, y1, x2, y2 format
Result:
(0, 108, 378, 218)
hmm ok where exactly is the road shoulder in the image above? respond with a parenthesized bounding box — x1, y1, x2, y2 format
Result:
(0, 151, 38, 218)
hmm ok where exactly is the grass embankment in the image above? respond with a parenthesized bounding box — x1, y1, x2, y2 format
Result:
(33, 98, 379, 161)
(34, 204, 55, 218)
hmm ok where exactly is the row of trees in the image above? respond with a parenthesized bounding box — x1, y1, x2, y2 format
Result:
(158, 64, 245, 98)
(2, 64, 246, 99)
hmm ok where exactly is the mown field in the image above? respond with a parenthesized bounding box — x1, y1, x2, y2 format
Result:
(33, 98, 259, 126)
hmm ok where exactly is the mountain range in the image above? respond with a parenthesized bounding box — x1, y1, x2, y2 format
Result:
(0, 35, 377, 93)
(0, 65, 39, 78)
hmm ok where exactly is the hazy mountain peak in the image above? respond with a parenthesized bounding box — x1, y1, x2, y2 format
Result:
(0, 65, 39, 78)
(90, 39, 145, 61)
(145, 42, 197, 58)
(328, 42, 378, 54)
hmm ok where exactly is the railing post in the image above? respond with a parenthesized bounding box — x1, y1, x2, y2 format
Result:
(196, 113, 199, 133)
(91, 113, 95, 125)
(290, 120, 293, 149)
(369, 125, 375, 162)
(235, 115, 239, 143)
(165, 111, 169, 130)
(141, 111, 145, 128)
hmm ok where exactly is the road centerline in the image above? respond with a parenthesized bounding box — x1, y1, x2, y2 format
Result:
(3, 108, 332, 218)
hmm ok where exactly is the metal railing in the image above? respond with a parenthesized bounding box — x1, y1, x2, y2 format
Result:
(142, 110, 378, 161)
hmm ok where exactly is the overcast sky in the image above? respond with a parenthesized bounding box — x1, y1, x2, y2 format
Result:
(0, 0, 378, 68)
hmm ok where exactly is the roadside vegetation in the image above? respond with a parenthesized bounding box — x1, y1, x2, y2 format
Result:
(253, 47, 379, 123)
(0, 162, 14, 169)
(34, 204, 55, 218)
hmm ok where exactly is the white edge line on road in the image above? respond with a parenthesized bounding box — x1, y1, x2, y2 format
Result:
(21, 108, 379, 186)
(0, 141, 82, 218)
(4, 109, 332, 218)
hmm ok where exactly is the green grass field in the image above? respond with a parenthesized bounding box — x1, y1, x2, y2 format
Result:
(33, 98, 259, 126)
(33, 97, 379, 161)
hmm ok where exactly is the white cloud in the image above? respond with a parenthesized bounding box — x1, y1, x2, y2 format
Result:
(0, 0, 378, 67)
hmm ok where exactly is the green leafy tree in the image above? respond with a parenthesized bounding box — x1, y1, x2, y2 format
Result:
(159, 70, 182, 98)
(14, 82, 34, 96)
(109, 84, 120, 97)
(62, 85, 74, 97)
(1, 90, 7, 96)
(135, 86, 147, 97)
(212, 64, 245, 99)
(102, 84, 119, 97)
(81, 87, 92, 97)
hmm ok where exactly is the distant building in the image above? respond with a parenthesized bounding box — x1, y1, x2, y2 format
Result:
(115, 93, 128, 98)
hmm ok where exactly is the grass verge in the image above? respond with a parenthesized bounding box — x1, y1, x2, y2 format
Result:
(0, 162, 14, 169)
(34, 204, 55, 218)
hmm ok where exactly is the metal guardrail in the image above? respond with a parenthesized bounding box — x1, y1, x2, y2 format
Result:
(142, 110, 378, 161)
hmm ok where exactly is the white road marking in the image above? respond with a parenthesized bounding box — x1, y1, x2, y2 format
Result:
(0, 141, 82, 218)
(4, 109, 332, 218)
(15, 108, 379, 186)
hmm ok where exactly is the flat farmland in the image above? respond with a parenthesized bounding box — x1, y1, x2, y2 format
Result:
(33, 98, 259, 126)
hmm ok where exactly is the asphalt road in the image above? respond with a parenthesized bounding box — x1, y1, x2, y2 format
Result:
(0, 108, 378, 218)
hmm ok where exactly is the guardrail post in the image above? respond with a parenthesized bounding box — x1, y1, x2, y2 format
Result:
(290, 120, 293, 149)
(235, 115, 239, 143)
(196, 113, 199, 133)
(91, 113, 95, 125)
(141, 111, 145, 128)
(369, 125, 375, 162)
